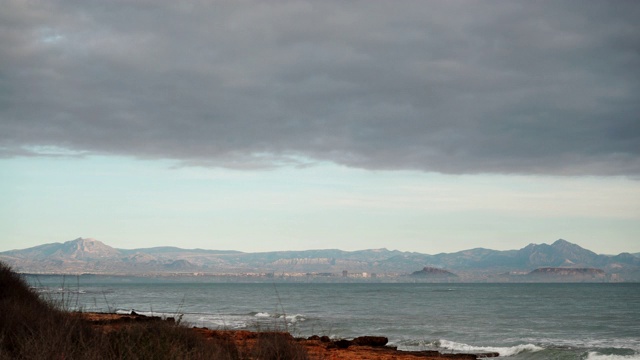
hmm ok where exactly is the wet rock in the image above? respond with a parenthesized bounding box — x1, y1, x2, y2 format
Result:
(352, 336, 388, 347)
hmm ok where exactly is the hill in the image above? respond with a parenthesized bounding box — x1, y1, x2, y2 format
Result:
(409, 267, 457, 279)
(1, 238, 638, 281)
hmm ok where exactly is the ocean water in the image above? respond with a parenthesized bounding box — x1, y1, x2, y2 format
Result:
(28, 276, 640, 360)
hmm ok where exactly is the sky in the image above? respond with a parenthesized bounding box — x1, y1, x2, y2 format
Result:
(1, 1, 639, 255)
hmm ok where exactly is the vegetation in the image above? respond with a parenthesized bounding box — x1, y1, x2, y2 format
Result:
(252, 333, 309, 360)
(0, 262, 309, 359)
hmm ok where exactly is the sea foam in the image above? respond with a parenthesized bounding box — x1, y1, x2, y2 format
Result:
(252, 312, 306, 323)
(586, 352, 640, 360)
(437, 339, 544, 357)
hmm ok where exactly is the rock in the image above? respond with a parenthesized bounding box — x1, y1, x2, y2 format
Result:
(320, 335, 331, 343)
(333, 339, 352, 349)
(477, 352, 500, 358)
(352, 336, 388, 347)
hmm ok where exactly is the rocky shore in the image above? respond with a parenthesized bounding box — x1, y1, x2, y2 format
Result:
(80, 312, 499, 359)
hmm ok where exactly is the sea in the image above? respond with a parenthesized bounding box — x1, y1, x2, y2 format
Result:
(26, 275, 640, 360)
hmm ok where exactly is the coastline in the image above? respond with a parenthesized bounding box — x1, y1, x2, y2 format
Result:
(79, 312, 499, 359)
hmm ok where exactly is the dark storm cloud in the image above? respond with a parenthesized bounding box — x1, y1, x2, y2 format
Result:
(1, 0, 639, 175)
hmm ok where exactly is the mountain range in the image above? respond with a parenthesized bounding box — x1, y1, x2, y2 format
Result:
(1, 238, 638, 281)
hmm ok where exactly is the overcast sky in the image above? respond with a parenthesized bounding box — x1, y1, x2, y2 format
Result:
(1, 1, 639, 254)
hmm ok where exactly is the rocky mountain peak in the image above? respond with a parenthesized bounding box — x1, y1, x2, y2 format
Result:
(550, 238, 599, 263)
(58, 238, 121, 259)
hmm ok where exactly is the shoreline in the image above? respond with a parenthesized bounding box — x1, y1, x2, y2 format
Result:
(79, 312, 500, 359)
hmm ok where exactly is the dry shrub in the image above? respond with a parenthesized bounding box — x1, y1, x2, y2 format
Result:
(102, 321, 240, 360)
(0, 262, 95, 359)
(251, 332, 309, 360)
(0, 262, 245, 360)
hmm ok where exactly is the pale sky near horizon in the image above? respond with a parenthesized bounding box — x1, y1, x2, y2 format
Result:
(1, 1, 639, 255)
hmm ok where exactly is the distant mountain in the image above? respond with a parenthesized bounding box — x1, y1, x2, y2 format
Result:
(2, 238, 120, 260)
(1, 238, 638, 281)
(121, 246, 241, 256)
(419, 239, 638, 272)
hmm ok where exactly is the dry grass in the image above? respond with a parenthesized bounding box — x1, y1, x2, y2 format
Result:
(252, 332, 309, 360)
(0, 262, 309, 359)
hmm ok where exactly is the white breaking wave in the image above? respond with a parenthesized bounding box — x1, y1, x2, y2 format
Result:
(586, 352, 640, 360)
(253, 312, 306, 323)
(280, 313, 306, 323)
(193, 315, 247, 329)
(437, 339, 544, 357)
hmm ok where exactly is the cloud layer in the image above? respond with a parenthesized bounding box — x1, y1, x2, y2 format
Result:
(2, 1, 639, 175)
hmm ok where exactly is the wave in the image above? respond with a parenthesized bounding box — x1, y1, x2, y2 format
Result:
(436, 339, 544, 357)
(586, 352, 640, 360)
(280, 313, 306, 323)
(34, 287, 88, 294)
(250, 312, 306, 323)
(526, 337, 640, 351)
(193, 315, 247, 329)
(115, 309, 162, 317)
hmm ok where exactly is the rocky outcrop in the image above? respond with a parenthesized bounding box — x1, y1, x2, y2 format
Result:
(352, 336, 389, 347)
(78, 312, 500, 359)
(410, 266, 457, 277)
